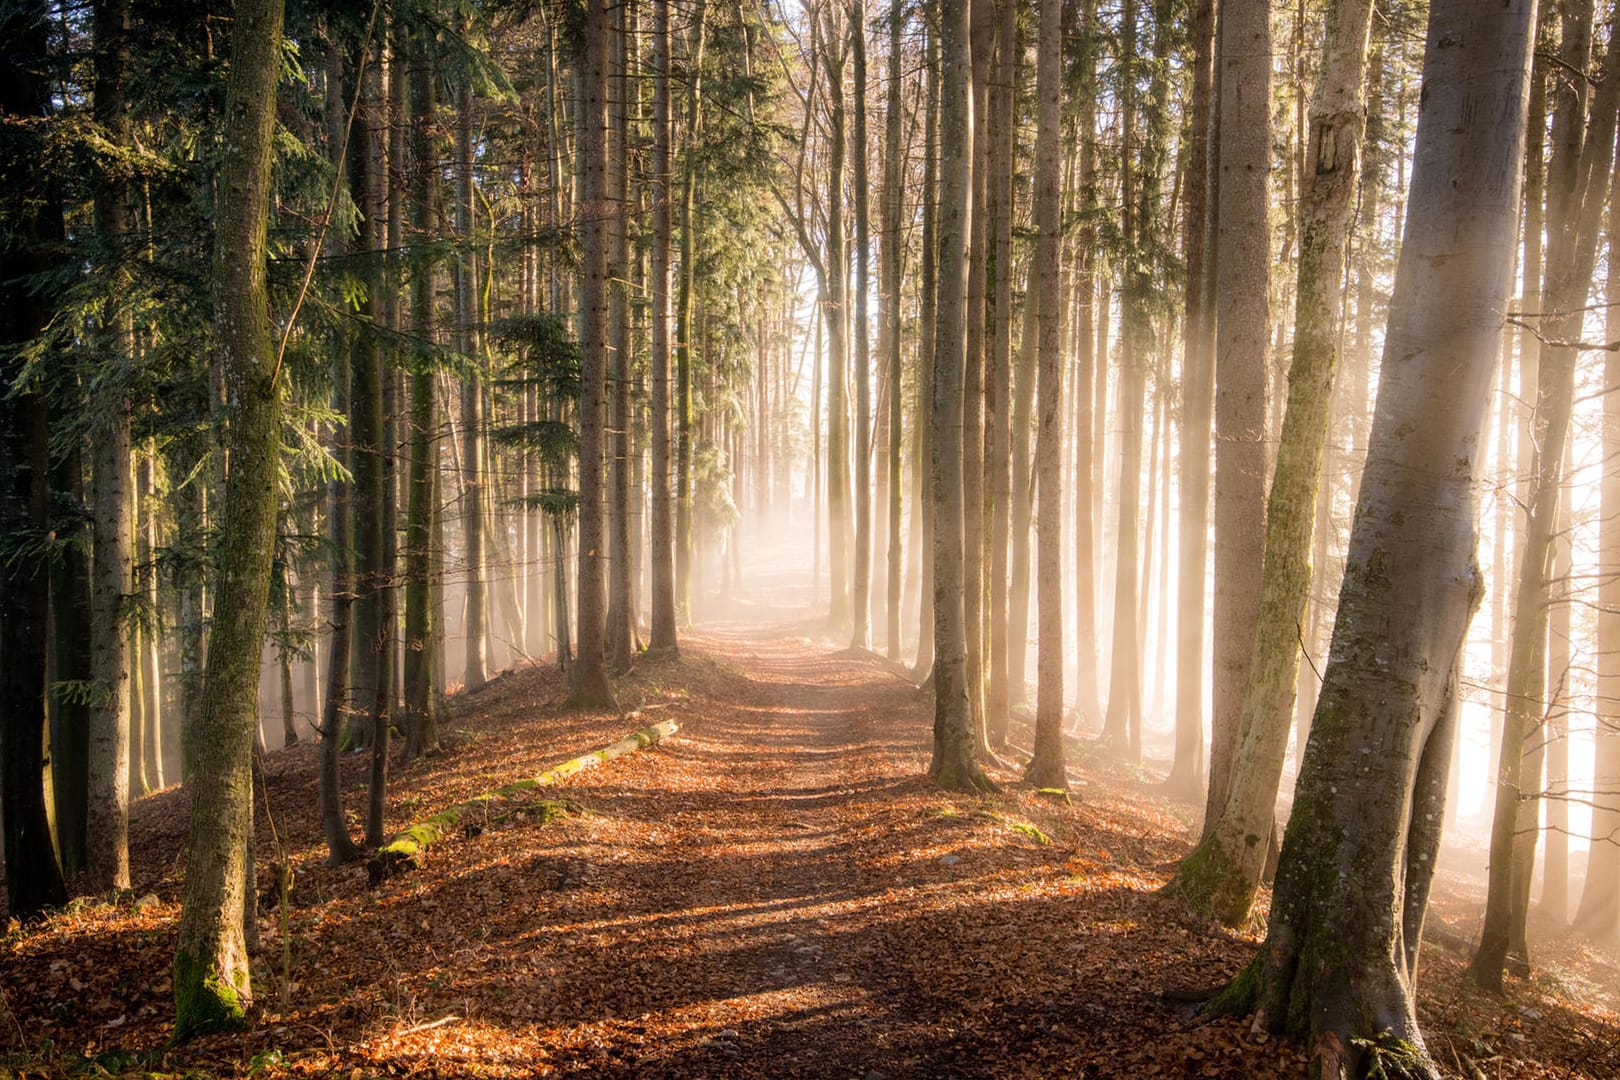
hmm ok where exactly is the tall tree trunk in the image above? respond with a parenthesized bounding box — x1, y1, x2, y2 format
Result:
(173, 0, 284, 1036)
(571, 0, 617, 709)
(648, 0, 678, 654)
(928, 0, 990, 793)
(1213, 4, 1534, 1071)
(882, 0, 904, 660)
(1205, 0, 1272, 836)
(51, 437, 94, 872)
(962, 0, 993, 750)
(850, 0, 872, 650)
(455, 70, 488, 692)
(1023, 0, 1065, 791)
(1170, 0, 1375, 925)
(1069, 0, 1101, 726)
(403, 30, 440, 763)
(0, 0, 69, 919)
(88, 0, 134, 892)
(983, 0, 1015, 746)
(607, 0, 635, 670)
(1472, 2, 1617, 991)
(912, 11, 938, 679)
(1169, 0, 1216, 796)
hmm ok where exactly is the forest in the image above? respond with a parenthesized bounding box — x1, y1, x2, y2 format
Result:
(2, 0, 1620, 1076)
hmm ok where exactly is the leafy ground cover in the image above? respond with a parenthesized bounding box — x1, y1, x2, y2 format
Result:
(3, 620, 1617, 1078)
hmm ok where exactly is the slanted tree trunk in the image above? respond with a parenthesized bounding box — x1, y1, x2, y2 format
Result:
(173, 0, 284, 1036)
(1169, 0, 1375, 925)
(571, 0, 617, 710)
(88, 0, 134, 892)
(928, 0, 991, 793)
(1209, 3, 1535, 1074)
(1205, 0, 1271, 836)
(1023, 0, 1065, 792)
(0, 0, 70, 919)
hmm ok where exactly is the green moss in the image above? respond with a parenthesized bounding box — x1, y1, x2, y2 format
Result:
(974, 810, 1051, 845)
(1351, 1031, 1436, 1080)
(1204, 956, 1262, 1019)
(173, 949, 247, 1042)
(1035, 787, 1072, 805)
(1162, 838, 1253, 927)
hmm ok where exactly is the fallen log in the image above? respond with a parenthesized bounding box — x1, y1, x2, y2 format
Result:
(367, 716, 679, 884)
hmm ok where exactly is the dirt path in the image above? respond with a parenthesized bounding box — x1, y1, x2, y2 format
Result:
(7, 613, 1617, 1078)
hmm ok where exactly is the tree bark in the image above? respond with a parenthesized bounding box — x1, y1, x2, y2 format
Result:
(1205, 0, 1271, 836)
(173, 0, 284, 1037)
(1023, 0, 1066, 792)
(1170, 0, 1375, 925)
(1211, 3, 1535, 1073)
(850, 0, 873, 651)
(648, 0, 679, 655)
(928, 0, 991, 793)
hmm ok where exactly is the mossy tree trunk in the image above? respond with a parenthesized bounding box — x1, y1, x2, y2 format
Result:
(1168, 0, 1375, 926)
(1218, 2, 1535, 1073)
(173, 0, 285, 1038)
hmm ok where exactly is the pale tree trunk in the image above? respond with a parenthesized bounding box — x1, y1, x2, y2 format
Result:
(928, 0, 990, 793)
(1101, 0, 1143, 757)
(1023, 0, 1065, 791)
(1170, 0, 1375, 925)
(675, 2, 708, 626)
(1572, 168, 1620, 942)
(912, 12, 937, 680)
(1210, 5, 1534, 1072)
(850, 0, 872, 650)
(1169, 0, 1216, 796)
(88, 0, 133, 892)
(983, 0, 1015, 746)
(1205, 0, 1271, 836)
(607, 0, 634, 670)
(882, 0, 904, 660)
(1542, 465, 1571, 924)
(1069, 2, 1101, 726)
(173, 0, 284, 1036)
(1472, 2, 1617, 991)
(961, 0, 992, 753)
(648, 0, 678, 654)
(455, 72, 488, 692)
(817, 4, 850, 631)
(1009, 256, 1036, 705)
(571, 0, 616, 709)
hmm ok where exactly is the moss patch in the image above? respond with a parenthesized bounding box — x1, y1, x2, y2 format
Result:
(173, 949, 247, 1042)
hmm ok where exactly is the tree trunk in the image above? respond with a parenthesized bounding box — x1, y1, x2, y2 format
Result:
(850, 0, 872, 651)
(1205, 0, 1271, 836)
(88, 0, 134, 892)
(928, 0, 991, 793)
(1023, 0, 1066, 792)
(1170, 0, 1375, 925)
(882, 0, 904, 660)
(648, 0, 678, 655)
(173, 0, 284, 1036)
(571, 0, 617, 710)
(607, 0, 635, 670)
(1213, 5, 1534, 1072)
(1472, 2, 1617, 990)
(0, 1, 70, 919)
(983, 0, 1015, 746)
(1169, 0, 1216, 797)
(675, 2, 709, 626)
(912, 11, 938, 680)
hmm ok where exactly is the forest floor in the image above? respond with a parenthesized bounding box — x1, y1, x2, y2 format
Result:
(6, 587, 1620, 1078)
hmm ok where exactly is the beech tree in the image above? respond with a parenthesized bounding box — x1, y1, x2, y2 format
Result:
(1210, 1, 1536, 1072)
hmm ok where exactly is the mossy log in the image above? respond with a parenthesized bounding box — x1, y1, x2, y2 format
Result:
(367, 716, 678, 884)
